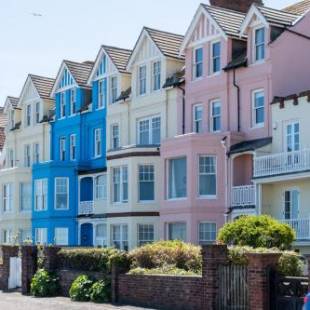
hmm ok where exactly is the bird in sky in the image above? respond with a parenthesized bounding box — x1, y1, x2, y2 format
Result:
(30, 12, 43, 17)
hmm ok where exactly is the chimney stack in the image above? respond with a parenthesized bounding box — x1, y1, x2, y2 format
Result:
(209, 0, 264, 13)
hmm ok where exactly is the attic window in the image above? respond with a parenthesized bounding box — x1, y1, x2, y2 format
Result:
(97, 55, 107, 77)
(193, 47, 203, 79)
(254, 27, 265, 62)
(60, 68, 74, 88)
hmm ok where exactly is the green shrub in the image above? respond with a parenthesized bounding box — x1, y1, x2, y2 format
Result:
(129, 240, 202, 273)
(90, 280, 111, 303)
(277, 251, 304, 276)
(69, 275, 94, 301)
(58, 247, 130, 273)
(217, 215, 295, 249)
(30, 269, 59, 297)
(128, 265, 200, 276)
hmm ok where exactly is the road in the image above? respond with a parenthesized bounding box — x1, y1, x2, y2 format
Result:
(0, 291, 153, 310)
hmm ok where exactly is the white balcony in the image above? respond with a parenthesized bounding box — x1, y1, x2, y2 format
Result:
(79, 201, 94, 215)
(280, 218, 310, 240)
(254, 149, 310, 178)
(231, 185, 256, 207)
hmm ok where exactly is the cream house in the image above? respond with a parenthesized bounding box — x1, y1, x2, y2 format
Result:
(0, 75, 54, 244)
(253, 91, 310, 251)
(106, 27, 184, 250)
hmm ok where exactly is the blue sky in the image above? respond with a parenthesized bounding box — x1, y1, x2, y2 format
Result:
(0, 0, 297, 104)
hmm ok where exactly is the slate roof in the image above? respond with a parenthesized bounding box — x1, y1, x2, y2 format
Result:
(144, 27, 184, 59)
(7, 96, 19, 108)
(229, 137, 272, 155)
(102, 45, 132, 73)
(64, 60, 94, 87)
(201, 4, 246, 38)
(284, 0, 310, 15)
(29, 75, 55, 100)
(256, 5, 300, 27)
(0, 108, 7, 128)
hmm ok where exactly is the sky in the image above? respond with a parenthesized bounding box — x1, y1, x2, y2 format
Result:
(0, 0, 297, 104)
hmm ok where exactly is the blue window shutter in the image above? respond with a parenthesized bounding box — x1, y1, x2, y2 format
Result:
(93, 81, 98, 110)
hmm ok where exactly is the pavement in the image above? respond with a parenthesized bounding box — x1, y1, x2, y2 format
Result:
(0, 291, 153, 310)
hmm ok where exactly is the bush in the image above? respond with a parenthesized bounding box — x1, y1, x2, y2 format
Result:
(217, 215, 295, 249)
(30, 269, 59, 297)
(278, 251, 304, 276)
(58, 247, 130, 273)
(128, 265, 200, 276)
(69, 275, 94, 302)
(129, 240, 202, 273)
(90, 280, 111, 303)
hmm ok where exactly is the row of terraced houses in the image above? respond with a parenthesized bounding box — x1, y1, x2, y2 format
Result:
(1, 0, 310, 252)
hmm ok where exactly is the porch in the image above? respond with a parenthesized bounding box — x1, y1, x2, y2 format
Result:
(254, 149, 310, 178)
(78, 220, 107, 247)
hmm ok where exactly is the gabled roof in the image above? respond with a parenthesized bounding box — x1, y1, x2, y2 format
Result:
(284, 0, 310, 15)
(64, 60, 94, 86)
(201, 4, 246, 38)
(6, 96, 19, 108)
(29, 74, 55, 100)
(127, 27, 184, 69)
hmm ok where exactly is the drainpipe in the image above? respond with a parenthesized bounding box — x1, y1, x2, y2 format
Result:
(177, 85, 186, 134)
(221, 136, 229, 223)
(233, 69, 241, 132)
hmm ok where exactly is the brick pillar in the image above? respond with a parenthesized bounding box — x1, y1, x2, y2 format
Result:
(42, 246, 61, 272)
(202, 244, 229, 309)
(111, 263, 129, 304)
(246, 253, 281, 310)
(21, 246, 38, 295)
(0, 246, 19, 291)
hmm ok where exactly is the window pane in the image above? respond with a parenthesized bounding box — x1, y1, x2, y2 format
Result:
(193, 105, 203, 133)
(138, 224, 154, 246)
(212, 42, 221, 73)
(152, 117, 161, 144)
(55, 178, 68, 209)
(199, 223, 216, 244)
(168, 158, 187, 199)
(139, 165, 155, 201)
(199, 156, 216, 196)
(168, 223, 186, 241)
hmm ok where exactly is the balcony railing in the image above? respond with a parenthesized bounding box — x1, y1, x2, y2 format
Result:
(254, 149, 310, 178)
(231, 185, 256, 207)
(280, 218, 310, 240)
(79, 201, 94, 215)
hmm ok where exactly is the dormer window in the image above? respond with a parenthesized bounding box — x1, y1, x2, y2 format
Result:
(70, 88, 76, 115)
(193, 47, 203, 79)
(139, 65, 147, 95)
(153, 61, 161, 91)
(35, 102, 40, 124)
(211, 42, 221, 74)
(254, 27, 265, 62)
(98, 79, 107, 108)
(26, 104, 31, 126)
(60, 92, 66, 118)
(110, 77, 118, 104)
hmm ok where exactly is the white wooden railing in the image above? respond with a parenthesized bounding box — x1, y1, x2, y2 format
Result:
(79, 201, 94, 215)
(280, 218, 310, 240)
(231, 185, 256, 207)
(254, 149, 310, 178)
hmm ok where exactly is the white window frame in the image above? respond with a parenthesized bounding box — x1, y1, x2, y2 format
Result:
(253, 26, 265, 63)
(167, 157, 187, 200)
(110, 76, 118, 104)
(8, 149, 14, 168)
(9, 109, 15, 129)
(193, 47, 203, 79)
(252, 89, 265, 127)
(54, 177, 69, 210)
(137, 224, 155, 246)
(35, 102, 41, 124)
(70, 134, 76, 161)
(198, 222, 217, 244)
(111, 224, 128, 250)
(138, 164, 155, 202)
(70, 88, 76, 116)
(167, 222, 187, 241)
(94, 128, 102, 158)
(35, 228, 47, 245)
(33, 143, 40, 164)
(26, 104, 31, 126)
(3, 229, 12, 244)
(95, 174, 107, 201)
(111, 124, 120, 150)
(198, 155, 217, 199)
(283, 188, 300, 220)
(60, 92, 66, 119)
(34, 179, 48, 211)
(210, 41, 221, 75)
(3, 184, 12, 212)
(112, 166, 128, 204)
(20, 182, 31, 212)
(24, 144, 31, 167)
(210, 100, 221, 133)
(193, 104, 203, 133)
(95, 224, 107, 247)
(138, 65, 147, 96)
(152, 61, 161, 91)
(98, 78, 107, 109)
(60, 137, 66, 161)
(137, 115, 161, 145)
(286, 121, 300, 153)
(55, 227, 69, 246)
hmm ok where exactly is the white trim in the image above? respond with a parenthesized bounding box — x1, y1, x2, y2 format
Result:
(198, 155, 217, 198)
(192, 103, 203, 133)
(251, 89, 265, 128)
(252, 26, 266, 64)
(17, 76, 41, 108)
(70, 134, 77, 161)
(209, 40, 221, 75)
(209, 99, 221, 133)
(54, 177, 69, 210)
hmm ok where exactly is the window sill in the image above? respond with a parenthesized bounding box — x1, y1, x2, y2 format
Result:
(198, 195, 217, 200)
(54, 208, 69, 211)
(251, 123, 264, 129)
(166, 197, 187, 202)
(191, 77, 204, 83)
(137, 200, 155, 204)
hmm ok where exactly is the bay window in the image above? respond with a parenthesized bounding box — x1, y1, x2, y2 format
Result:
(34, 179, 47, 211)
(193, 104, 203, 133)
(211, 41, 221, 74)
(252, 89, 264, 126)
(55, 177, 69, 210)
(168, 157, 187, 199)
(3, 184, 12, 212)
(111, 224, 128, 250)
(199, 155, 217, 197)
(95, 224, 107, 247)
(138, 224, 154, 246)
(193, 47, 203, 79)
(168, 223, 186, 241)
(110, 76, 118, 104)
(138, 165, 154, 202)
(112, 166, 128, 203)
(95, 174, 107, 200)
(210, 100, 221, 132)
(137, 116, 161, 145)
(20, 182, 31, 211)
(199, 222, 216, 244)
(24, 144, 31, 167)
(111, 124, 120, 149)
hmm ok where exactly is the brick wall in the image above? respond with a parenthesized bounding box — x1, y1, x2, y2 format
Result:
(118, 274, 203, 310)
(0, 246, 19, 291)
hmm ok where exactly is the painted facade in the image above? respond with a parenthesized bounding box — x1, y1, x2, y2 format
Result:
(0, 75, 54, 244)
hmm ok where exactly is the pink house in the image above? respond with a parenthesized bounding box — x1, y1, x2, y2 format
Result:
(159, 0, 310, 244)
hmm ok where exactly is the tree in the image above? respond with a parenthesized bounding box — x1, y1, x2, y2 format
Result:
(217, 215, 295, 249)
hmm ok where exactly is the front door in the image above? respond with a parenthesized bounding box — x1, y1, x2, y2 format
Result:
(8, 257, 22, 289)
(80, 223, 93, 247)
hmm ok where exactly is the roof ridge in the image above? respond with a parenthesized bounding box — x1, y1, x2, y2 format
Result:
(101, 44, 132, 53)
(144, 26, 184, 38)
(63, 59, 94, 67)
(256, 4, 301, 16)
(202, 3, 246, 16)
(29, 74, 55, 81)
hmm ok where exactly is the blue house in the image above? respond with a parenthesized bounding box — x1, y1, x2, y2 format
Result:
(32, 60, 107, 246)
